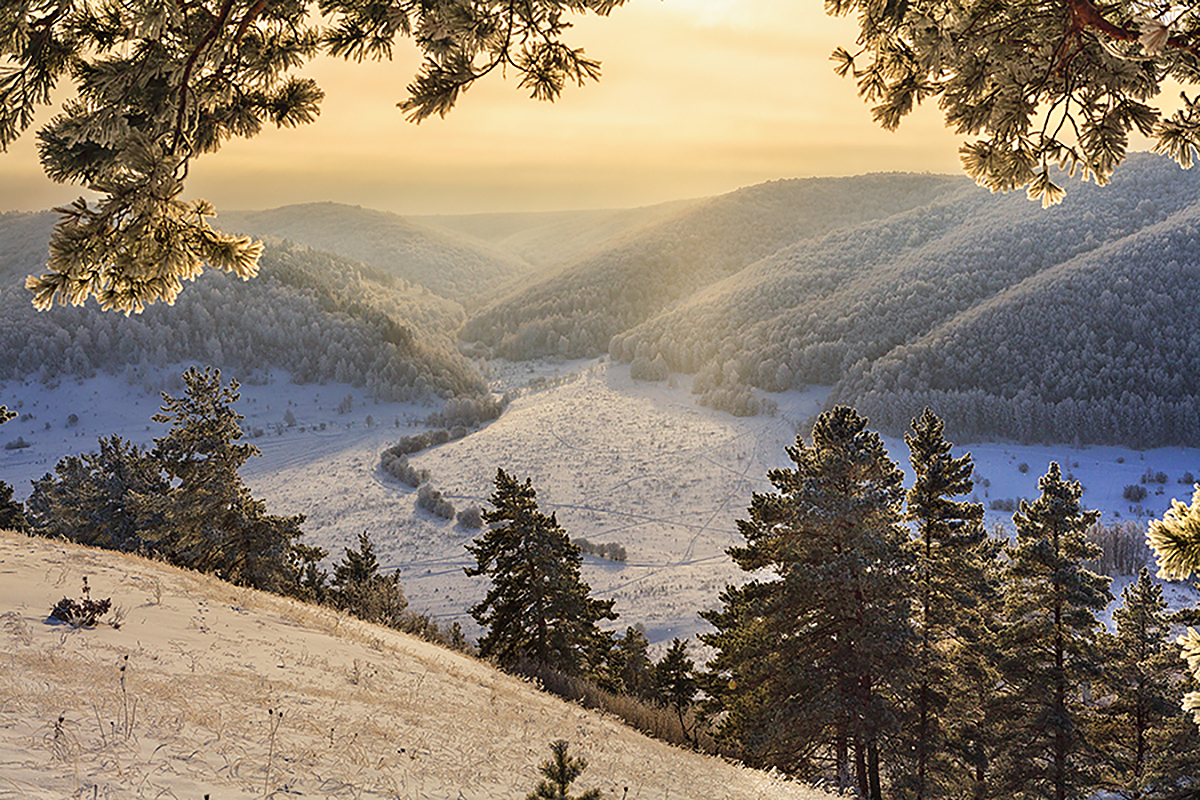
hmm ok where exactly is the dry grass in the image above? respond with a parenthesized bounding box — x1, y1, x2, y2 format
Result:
(0, 530, 832, 799)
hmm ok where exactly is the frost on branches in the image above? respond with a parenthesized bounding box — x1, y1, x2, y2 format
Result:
(829, 0, 1200, 205)
(1, 0, 625, 312)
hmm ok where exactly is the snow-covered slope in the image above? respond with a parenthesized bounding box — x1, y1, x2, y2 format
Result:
(0, 530, 832, 799)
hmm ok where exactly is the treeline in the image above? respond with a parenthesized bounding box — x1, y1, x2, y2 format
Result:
(0, 239, 484, 402)
(461, 174, 964, 361)
(607, 154, 1200, 444)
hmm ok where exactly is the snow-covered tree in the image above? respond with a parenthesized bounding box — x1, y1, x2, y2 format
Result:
(832, 0, 1200, 204)
(1147, 484, 1200, 728)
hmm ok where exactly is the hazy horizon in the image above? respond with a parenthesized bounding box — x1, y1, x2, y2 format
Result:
(0, 0, 973, 217)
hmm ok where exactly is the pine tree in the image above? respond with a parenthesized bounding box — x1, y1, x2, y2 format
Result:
(701, 406, 913, 797)
(330, 531, 407, 627)
(655, 638, 697, 745)
(144, 366, 306, 593)
(610, 625, 655, 700)
(899, 408, 990, 800)
(526, 740, 601, 800)
(466, 469, 616, 676)
(0, 480, 25, 531)
(830, 0, 1200, 204)
(993, 462, 1111, 800)
(24, 435, 167, 551)
(1095, 568, 1180, 797)
(1147, 484, 1200, 730)
(0, 406, 13, 424)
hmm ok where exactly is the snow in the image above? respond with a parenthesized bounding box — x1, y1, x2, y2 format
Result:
(0, 530, 834, 799)
(1, 358, 1197, 648)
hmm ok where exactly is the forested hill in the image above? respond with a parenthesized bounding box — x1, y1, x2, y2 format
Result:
(215, 203, 530, 308)
(0, 212, 483, 401)
(459, 173, 968, 360)
(606, 154, 1200, 446)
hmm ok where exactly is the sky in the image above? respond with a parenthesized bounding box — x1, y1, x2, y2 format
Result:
(1, 0, 971, 216)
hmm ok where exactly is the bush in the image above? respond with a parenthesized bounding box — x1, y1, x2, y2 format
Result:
(1017, 462, 1029, 474)
(456, 505, 483, 528)
(424, 394, 506, 429)
(575, 538, 627, 562)
(50, 578, 113, 628)
(4, 436, 30, 450)
(416, 483, 455, 519)
(990, 498, 1017, 512)
(384, 429, 452, 456)
(1180, 471, 1195, 485)
(379, 449, 429, 487)
(1141, 469, 1169, 484)
(1122, 484, 1148, 503)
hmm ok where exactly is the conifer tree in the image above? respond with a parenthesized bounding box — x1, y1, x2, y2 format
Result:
(0, 406, 13, 424)
(655, 637, 698, 745)
(900, 408, 989, 800)
(1095, 568, 1179, 797)
(25, 435, 167, 551)
(609, 625, 655, 700)
(701, 406, 913, 798)
(993, 462, 1111, 800)
(330, 531, 407, 627)
(466, 469, 616, 676)
(526, 740, 601, 800)
(144, 366, 306, 593)
(0, 480, 25, 531)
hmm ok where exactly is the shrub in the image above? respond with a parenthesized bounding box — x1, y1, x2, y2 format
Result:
(1180, 471, 1195, 485)
(990, 498, 1017, 512)
(456, 505, 483, 528)
(4, 436, 31, 450)
(425, 394, 506, 429)
(50, 577, 113, 628)
(575, 538, 627, 562)
(385, 429, 452, 456)
(1017, 462, 1030, 474)
(416, 483, 455, 519)
(379, 449, 429, 487)
(1122, 484, 1148, 503)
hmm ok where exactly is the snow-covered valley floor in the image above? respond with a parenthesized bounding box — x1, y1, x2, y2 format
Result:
(2, 358, 1198, 645)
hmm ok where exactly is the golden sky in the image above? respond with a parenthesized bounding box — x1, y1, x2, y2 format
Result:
(1, 0, 971, 215)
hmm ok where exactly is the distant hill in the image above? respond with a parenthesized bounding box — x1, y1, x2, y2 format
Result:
(216, 202, 532, 308)
(607, 154, 1200, 445)
(0, 215, 484, 400)
(418, 198, 701, 270)
(459, 173, 968, 360)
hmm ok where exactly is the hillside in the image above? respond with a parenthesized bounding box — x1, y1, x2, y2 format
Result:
(606, 154, 1200, 445)
(0, 530, 832, 799)
(216, 203, 532, 308)
(460, 173, 968, 360)
(0, 212, 483, 401)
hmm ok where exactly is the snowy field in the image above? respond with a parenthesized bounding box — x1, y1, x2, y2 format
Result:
(2, 358, 1198, 645)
